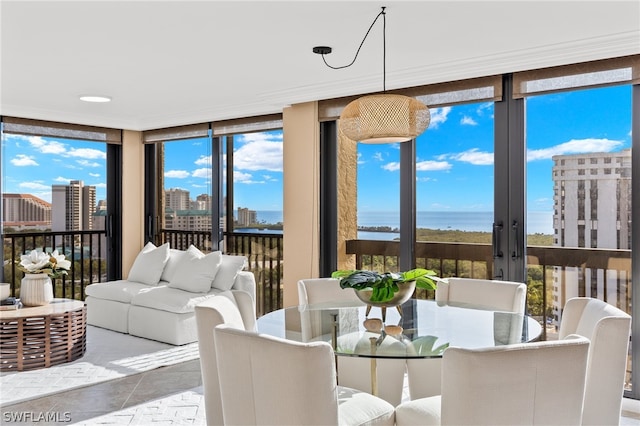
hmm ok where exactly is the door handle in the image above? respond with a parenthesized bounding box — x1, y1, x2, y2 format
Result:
(492, 222, 503, 259)
(511, 220, 520, 260)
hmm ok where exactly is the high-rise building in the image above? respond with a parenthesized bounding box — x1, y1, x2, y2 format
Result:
(165, 188, 190, 211)
(192, 194, 211, 210)
(551, 149, 632, 320)
(164, 209, 212, 231)
(51, 180, 96, 231)
(237, 207, 257, 227)
(2, 193, 51, 229)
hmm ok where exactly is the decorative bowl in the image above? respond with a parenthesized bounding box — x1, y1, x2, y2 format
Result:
(353, 280, 416, 308)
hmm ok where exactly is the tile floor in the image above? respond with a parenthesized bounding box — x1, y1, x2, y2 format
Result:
(2, 359, 640, 425)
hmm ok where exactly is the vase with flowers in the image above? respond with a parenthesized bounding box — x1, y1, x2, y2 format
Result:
(16, 249, 71, 306)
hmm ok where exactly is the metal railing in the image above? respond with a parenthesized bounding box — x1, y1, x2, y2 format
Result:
(347, 238, 632, 340)
(2, 230, 108, 300)
(160, 229, 283, 316)
(3, 231, 631, 326)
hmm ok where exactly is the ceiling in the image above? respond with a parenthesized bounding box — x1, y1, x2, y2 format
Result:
(2, 1, 639, 131)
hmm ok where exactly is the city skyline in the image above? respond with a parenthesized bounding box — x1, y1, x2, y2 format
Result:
(2, 85, 632, 221)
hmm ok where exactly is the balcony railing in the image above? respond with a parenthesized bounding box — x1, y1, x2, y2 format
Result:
(3, 231, 631, 332)
(2, 230, 108, 300)
(160, 229, 283, 316)
(347, 239, 632, 341)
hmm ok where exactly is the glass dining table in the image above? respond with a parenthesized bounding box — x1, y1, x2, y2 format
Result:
(256, 299, 543, 395)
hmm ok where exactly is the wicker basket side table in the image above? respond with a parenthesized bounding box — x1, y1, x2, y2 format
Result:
(0, 299, 87, 371)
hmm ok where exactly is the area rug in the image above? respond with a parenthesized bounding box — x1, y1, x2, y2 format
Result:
(0, 325, 199, 406)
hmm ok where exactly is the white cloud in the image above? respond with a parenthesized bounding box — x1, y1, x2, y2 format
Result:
(11, 154, 38, 166)
(416, 160, 452, 171)
(165, 170, 190, 178)
(527, 138, 623, 161)
(234, 170, 266, 184)
(234, 133, 283, 172)
(357, 153, 365, 165)
(40, 141, 66, 155)
(94, 183, 107, 188)
(89, 173, 101, 177)
(476, 102, 493, 116)
(428, 107, 452, 129)
(54, 176, 71, 183)
(460, 116, 477, 126)
(195, 155, 211, 166)
(192, 168, 211, 179)
(67, 148, 106, 160)
(23, 135, 67, 155)
(373, 152, 384, 161)
(448, 148, 494, 165)
(77, 159, 100, 167)
(417, 176, 437, 182)
(19, 181, 50, 191)
(382, 162, 400, 171)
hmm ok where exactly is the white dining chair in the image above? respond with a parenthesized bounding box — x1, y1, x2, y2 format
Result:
(408, 277, 527, 400)
(396, 336, 590, 426)
(435, 277, 527, 312)
(298, 278, 407, 406)
(194, 289, 256, 426)
(559, 297, 631, 426)
(214, 325, 395, 426)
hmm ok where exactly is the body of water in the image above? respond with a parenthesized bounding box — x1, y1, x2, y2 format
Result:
(240, 210, 554, 237)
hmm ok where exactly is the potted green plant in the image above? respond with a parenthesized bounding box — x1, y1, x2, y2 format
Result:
(331, 268, 439, 304)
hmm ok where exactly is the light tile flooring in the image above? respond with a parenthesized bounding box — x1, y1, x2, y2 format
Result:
(2, 359, 640, 425)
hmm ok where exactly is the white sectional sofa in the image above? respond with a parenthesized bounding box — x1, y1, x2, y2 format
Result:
(85, 242, 256, 345)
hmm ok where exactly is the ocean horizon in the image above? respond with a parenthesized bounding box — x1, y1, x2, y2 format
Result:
(249, 210, 554, 236)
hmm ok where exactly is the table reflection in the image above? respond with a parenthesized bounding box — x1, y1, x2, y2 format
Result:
(257, 299, 542, 359)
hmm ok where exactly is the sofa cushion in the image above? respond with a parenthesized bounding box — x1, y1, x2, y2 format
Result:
(212, 255, 248, 291)
(168, 245, 222, 293)
(131, 285, 223, 314)
(85, 280, 157, 304)
(128, 242, 170, 286)
(160, 249, 186, 283)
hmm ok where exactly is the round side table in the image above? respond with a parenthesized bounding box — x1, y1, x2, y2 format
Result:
(0, 299, 87, 371)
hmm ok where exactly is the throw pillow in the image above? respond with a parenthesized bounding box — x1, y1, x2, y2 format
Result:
(160, 249, 185, 283)
(211, 254, 248, 291)
(168, 245, 222, 293)
(128, 242, 170, 286)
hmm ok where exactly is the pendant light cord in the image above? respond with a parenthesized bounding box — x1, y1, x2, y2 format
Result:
(319, 6, 387, 92)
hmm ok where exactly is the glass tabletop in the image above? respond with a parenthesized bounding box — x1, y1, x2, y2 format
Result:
(257, 299, 542, 359)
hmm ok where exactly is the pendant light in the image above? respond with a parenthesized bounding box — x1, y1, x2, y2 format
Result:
(313, 7, 430, 143)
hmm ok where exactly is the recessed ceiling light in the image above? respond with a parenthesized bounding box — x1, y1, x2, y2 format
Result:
(79, 95, 112, 103)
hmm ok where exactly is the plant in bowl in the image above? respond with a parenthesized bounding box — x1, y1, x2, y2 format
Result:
(331, 268, 440, 320)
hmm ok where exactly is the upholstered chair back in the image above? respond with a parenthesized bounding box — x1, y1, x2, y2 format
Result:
(396, 336, 590, 426)
(436, 277, 527, 313)
(559, 297, 631, 426)
(297, 277, 361, 306)
(214, 325, 395, 426)
(194, 290, 256, 426)
(409, 277, 527, 400)
(297, 278, 407, 406)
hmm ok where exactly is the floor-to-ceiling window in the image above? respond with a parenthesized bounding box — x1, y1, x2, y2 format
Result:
(515, 63, 636, 392)
(222, 129, 284, 235)
(144, 115, 284, 314)
(327, 55, 639, 397)
(414, 102, 495, 279)
(1, 117, 122, 295)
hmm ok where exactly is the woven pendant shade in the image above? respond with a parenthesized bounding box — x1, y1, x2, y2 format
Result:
(339, 94, 430, 143)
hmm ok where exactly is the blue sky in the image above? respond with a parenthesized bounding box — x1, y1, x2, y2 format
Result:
(2, 85, 632, 217)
